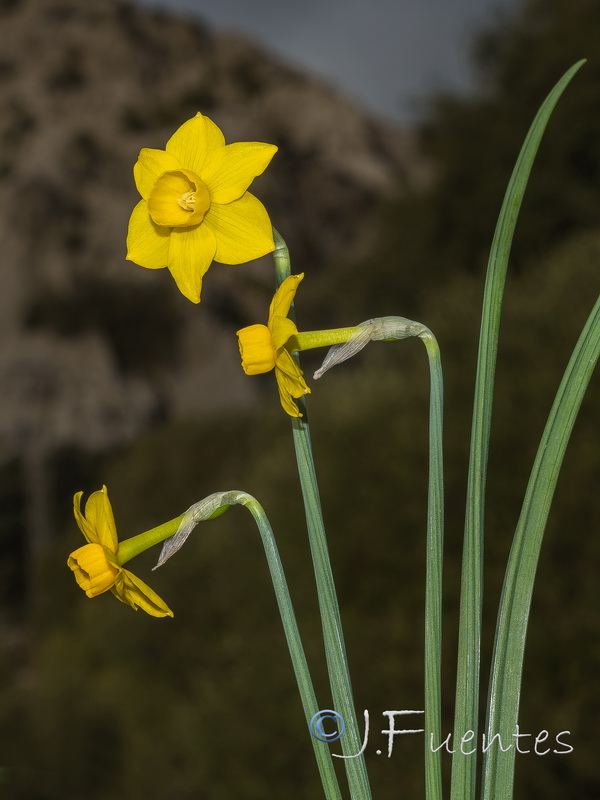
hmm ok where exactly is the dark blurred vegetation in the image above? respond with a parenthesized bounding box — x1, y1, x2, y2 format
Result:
(25, 277, 184, 377)
(1, 0, 599, 797)
(321, 0, 600, 324)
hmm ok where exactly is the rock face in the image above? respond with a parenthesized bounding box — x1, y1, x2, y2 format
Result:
(0, 0, 425, 454)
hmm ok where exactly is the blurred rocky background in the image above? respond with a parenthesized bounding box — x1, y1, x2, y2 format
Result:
(0, 0, 598, 798)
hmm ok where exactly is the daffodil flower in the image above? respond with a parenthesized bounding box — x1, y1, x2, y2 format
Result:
(237, 273, 311, 417)
(68, 486, 173, 618)
(126, 112, 278, 303)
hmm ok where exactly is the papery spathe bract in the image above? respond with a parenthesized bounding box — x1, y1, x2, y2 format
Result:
(313, 316, 427, 378)
(153, 491, 243, 569)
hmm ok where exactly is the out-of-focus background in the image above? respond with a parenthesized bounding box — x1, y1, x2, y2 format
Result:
(0, 0, 598, 797)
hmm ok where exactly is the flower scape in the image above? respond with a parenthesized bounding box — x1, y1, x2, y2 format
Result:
(126, 112, 278, 303)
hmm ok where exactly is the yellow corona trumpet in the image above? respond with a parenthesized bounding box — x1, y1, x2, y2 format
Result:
(237, 273, 311, 417)
(126, 112, 278, 303)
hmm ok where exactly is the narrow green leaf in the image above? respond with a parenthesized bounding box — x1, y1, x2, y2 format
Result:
(482, 295, 599, 800)
(450, 59, 586, 800)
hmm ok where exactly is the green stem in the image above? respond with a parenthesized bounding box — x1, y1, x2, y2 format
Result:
(117, 506, 228, 565)
(156, 491, 344, 800)
(481, 295, 599, 800)
(290, 328, 364, 351)
(240, 494, 345, 800)
(420, 331, 445, 800)
(450, 60, 585, 800)
(273, 229, 373, 800)
(117, 516, 185, 565)
(291, 318, 445, 800)
(312, 321, 446, 800)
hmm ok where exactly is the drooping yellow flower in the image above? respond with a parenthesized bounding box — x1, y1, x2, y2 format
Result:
(126, 113, 278, 303)
(68, 486, 173, 618)
(237, 273, 310, 417)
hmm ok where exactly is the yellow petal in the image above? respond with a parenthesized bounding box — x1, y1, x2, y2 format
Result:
(126, 200, 170, 269)
(114, 569, 174, 618)
(83, 486, 119, 554)
(276, 349, 311, 398)
(270, 315, 298, 352)
(274, 350, 311, 417)
(165, 113, 225, 176)
(73, 491, 98, 545)
(133, 148, 182, 200)
(205, 192, 274, 265)
(202, 142, 278, 204)
(268, 273, 304, 323)
(167, 223, 217, 303)
(275, 367, 302, 417)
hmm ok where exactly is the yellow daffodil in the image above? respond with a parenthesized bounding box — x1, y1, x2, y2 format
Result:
(126, 112, 278, 303)
(68, 486, 173, 618)
(237, 273, 310, 417)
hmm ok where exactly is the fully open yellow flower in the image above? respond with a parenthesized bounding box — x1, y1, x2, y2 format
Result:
(68, 486, 173, 618)
(237, 273, 310, 417)
(126, 113, 278, 303)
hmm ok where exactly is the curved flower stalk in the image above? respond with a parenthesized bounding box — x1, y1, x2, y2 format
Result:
(291, 312, 445, 800)
(68, 486, 175, 617)
(154, 490, 343, 800)
(266, 231, 445, 800)
(126, 112, 278, 303)
(312, 316, 445, 800)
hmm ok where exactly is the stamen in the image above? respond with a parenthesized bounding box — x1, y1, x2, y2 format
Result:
(177, 191, 196, 211)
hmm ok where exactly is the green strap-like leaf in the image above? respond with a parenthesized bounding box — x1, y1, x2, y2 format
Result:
(451, 59, 586, 800)
(482, 294, 599, 800)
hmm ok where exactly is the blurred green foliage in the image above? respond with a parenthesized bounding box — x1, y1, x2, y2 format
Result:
(1, 0, 599, 798)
